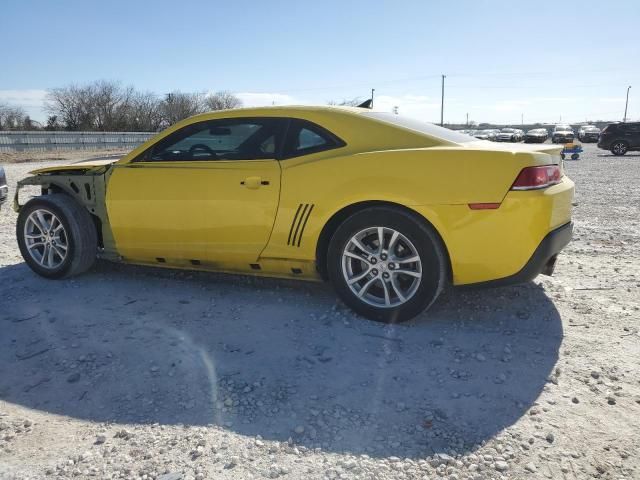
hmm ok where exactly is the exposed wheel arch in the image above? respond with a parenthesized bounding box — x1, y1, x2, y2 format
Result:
(39, 187, 104, 248)
(315, 200, 452, 282)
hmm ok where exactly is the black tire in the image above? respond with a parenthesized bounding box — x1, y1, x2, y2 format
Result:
(327, 206, 447, 323)
(16, 194, 97, 279)
(611, 141, 628, 156)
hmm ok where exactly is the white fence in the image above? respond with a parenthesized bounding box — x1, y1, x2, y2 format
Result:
(0, 131, 156, 152)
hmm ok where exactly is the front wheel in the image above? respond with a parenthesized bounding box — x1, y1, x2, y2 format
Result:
(327, 207, 447, 323)
(611, 142, 628, 156)
(17, 194, 97, 279)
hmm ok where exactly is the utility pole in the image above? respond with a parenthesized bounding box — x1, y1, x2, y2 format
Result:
(624, 85, 631, 122)
(521, 113, 524, 126)
(440, 74, 446, 126)
(371, 88, 375, 108)
(466, 112, 469, 126)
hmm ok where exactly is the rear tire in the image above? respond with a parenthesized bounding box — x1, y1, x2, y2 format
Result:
(327, 206, 447, 323)
(611, 141, 628, 156)
(17, 194, 97, 279)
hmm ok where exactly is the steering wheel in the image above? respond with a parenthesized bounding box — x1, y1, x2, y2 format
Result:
(188, 144, 216, 156)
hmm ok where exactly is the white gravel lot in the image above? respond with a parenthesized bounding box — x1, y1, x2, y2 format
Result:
(0, 144, 639, 480)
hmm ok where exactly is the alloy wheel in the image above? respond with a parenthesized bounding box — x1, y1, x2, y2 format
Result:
(612, 142, 627, 155)
(23, 209, 68, 269)
(341, 226, 422, 308)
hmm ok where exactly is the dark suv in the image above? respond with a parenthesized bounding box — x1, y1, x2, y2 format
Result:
(598, 122, 640, 156)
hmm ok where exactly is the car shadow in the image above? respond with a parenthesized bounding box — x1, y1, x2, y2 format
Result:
(0, 261, 563, 459)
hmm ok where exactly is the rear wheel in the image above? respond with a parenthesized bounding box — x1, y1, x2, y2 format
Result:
(611, 141, 628, 156)
(327, 207, 446, 323)
(17, 194, 97, 279)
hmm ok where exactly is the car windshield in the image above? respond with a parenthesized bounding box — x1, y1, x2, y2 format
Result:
(362, 112, 475, 143)
(501, 128, 515, 133)
(529, 129, 545, 134)
(555, 126, 572, 132)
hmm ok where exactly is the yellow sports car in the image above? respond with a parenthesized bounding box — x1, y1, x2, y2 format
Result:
(12, 106, 574, 322)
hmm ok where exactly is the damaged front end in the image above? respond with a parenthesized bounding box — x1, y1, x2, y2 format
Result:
(13, 164, 120, 261)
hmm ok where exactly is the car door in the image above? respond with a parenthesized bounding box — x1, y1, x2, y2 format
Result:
(105, 117, 285, 268)
(626, 123, 640, 148)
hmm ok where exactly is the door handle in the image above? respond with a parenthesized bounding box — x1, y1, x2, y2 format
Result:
(240, 176, 269, 189)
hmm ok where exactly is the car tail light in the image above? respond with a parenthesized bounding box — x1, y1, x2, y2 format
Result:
(511, 165, 561, 190)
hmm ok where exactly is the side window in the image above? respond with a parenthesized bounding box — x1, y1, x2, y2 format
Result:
(143, 118, 284, 162)
(298, 128, 328, 150)
(283, 120, 345, 158)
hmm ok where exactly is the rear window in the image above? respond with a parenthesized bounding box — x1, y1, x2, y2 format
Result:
(362, 112, 475, 144)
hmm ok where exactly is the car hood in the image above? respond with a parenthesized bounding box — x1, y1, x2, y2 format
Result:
(29, 157, 120, 175)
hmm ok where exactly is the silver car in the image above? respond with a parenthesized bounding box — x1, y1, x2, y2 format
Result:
(495, 128, 522, 142)
(578, 125, 601, 142)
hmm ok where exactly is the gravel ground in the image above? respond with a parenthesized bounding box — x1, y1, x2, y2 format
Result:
(0, 144, 639, 480)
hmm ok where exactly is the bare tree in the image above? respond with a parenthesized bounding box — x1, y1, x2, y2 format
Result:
(45, 84, 93, 130)
(125, 91, 163, 131)
(43, 81, 238, 131)
(159, 91, 207, 125)
(45, 115, 61, 131)
(45, 81, 136, 131)
(204, 91, 242, 111)
(90, 81, 135, 131)
(0, 103, 29, 130)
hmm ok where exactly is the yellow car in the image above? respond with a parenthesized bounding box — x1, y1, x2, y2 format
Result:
(12, 106, 574, 322)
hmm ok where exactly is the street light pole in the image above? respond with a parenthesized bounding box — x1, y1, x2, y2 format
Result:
(371, 88, 375, 109)
(624, 85, 631, 122)
(440, 74, 446, 126)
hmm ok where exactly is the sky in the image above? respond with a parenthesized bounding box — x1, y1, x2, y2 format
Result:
(2, 0, 639, 125)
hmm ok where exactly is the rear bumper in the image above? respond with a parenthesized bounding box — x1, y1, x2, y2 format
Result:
(464, 221, 573, 288)
(412, 175, 575, 285)
(581, 135, 599, 142)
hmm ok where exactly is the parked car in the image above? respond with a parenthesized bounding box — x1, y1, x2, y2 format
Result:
(9, 106, 575, 323)
(551, 125, 575, 144)
(597, 122, 640, 156)
(487, 129, 501, 141)
(578, 125, 601, 142)
(496, 128, 523, 142)
(474, 129, 497, 141)
(524, 128, 549, 143)
(0, 166, 8, 206)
